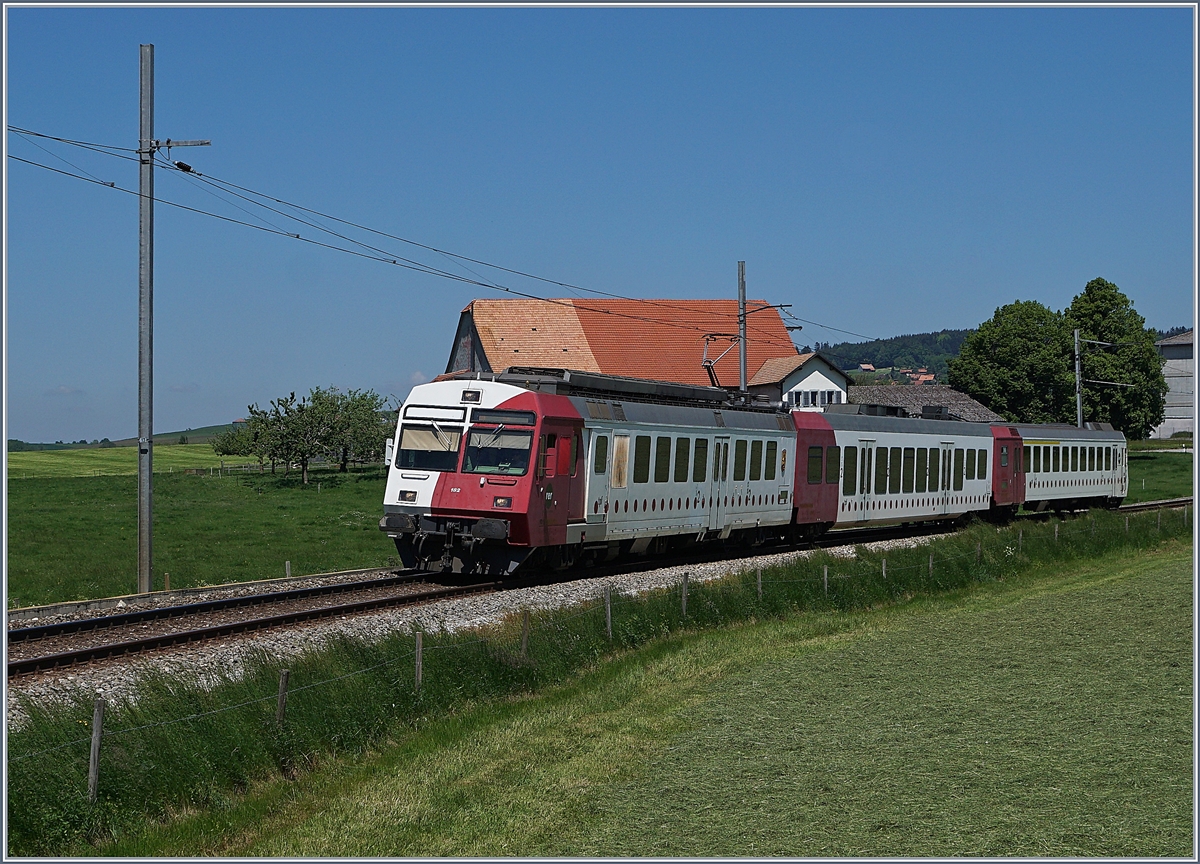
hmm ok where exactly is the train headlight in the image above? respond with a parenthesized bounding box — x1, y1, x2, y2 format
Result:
(493, 496, 513, 509)
(399, 490, 417, 503)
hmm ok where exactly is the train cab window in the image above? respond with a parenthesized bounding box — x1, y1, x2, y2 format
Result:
(633, 436, 652, 484)
(750, 440, 763, 481)
(965, 449, 976, 481)
(1105, 447, 1112, 471)
(874, 447, 888, 495)
(654, 437, 672, 483)
(843, 446, 858, 495)
(395, 425, 462, 472)
(766, 441, 778, 481)
(464, 427, 534, 476)
(611, 435, 629, 488)
(807, 446, 823, 484)
(674, 438, 691, 483)
(593, 435, 609, 475)
(825, 445, 839, 484)
(953, 448, 965, 491)
(929, 448, 940, 492)
(693, 438, 708, 483)
(735, 440, 749, 481)
(915, 448, 928, 493)
(977, 449, 988, 480)
(1052, 447, 1060, 472)
(1071, 446, 1079, 472)
(888, 447, 902, 494)
(902, 448, 915, 493)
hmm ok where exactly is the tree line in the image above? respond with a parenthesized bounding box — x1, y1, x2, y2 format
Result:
(211, 387, 395, 483)
(947, 278, 1169, 439)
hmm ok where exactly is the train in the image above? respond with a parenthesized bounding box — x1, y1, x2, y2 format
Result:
(379, 367, 1127, 574)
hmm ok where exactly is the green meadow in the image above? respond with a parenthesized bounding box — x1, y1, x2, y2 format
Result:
(80, 541, 1193, 857)
(7, 444, 246, 479)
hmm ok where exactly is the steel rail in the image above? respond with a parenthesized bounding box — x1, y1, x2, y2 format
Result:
(8, 569, 428, 645)
(1116, 496, 1192, 513)
(7, 580, 497, 678)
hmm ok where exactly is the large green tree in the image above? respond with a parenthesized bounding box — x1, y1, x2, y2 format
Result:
(947, 300, 1075, 424)
(1065, 278, 1167, 440)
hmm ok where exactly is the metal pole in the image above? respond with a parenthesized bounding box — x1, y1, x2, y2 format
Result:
(137, 44, 155, 595)
(1074, 328, 1083, 428)
(738, 261, 747, 397)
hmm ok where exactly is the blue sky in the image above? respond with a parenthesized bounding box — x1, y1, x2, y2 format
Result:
(5, 6, 1194, 442)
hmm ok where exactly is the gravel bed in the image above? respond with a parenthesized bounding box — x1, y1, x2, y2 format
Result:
(6, 536, 930, 729)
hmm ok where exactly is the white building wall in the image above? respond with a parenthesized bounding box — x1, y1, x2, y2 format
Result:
(1151, 357, 1194, 439)
(784, 367, 848, 411)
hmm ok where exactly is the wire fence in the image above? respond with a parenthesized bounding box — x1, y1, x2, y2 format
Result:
(6, 504, 1191, 854)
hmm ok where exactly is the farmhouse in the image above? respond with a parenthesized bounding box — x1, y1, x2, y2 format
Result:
(1151, 329, 1193, 439)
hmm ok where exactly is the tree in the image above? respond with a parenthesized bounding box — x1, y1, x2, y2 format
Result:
(1065, 278, 1166, 440)
(947, 300, 1074, 424)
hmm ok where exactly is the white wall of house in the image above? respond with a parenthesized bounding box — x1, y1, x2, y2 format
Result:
(783, 364, 849, 411)
(1151, 336, 1193, 439)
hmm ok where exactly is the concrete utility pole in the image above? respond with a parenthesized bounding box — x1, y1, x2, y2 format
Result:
(1074, 327, 1083, 429)
(136, 44, 209, 594)
(738, 261, 747, 397)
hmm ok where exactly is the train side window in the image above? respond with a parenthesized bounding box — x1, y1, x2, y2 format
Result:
(568, 432, 580, 477)
(633, 435, 651, 484)
(915, 448, 928, 493)
(843, 446, 857, 495)
(693, 438, 708, 483)
(807, 446, 823, 484)
(953, 448, 965, 491)
(538, 434, 557, 478)
(874, 447, 888, 495)
(1070, 446, 1078, 472)
(1105, 447, 1112, 471)
(766, 441, 778, 481)
(721, 442, 729, 481)
(977, 449, 988, 480)
(1088, 446, 1096, 471)
(611, 435, 629, 488)
(1000, 446, 1008, 468)
(1029, 446, 1037, 473)
(1041, 446, 1049, 472)
(825, 445, 839, 484)
(965, 449, 976, 481)
(902, 447, 915, 493)
(861, 447, 872, 495)
(593, 435, 609, 475)
(888, 447, 902, 494)
(750, 440, 763, 481)
(1052, 447, 1060, 472)
(734, 440, 749, 481)
(654, 437, 671, 483)
(674, 438, 691, 483)
(1015, 447, 1021, 473)
(929, 448, 939, 492)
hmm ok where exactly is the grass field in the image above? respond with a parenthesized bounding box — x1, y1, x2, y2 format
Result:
(6, 468, 394, 608)
(5, 446, 1190, 608)
(91, 542, 1193, 857)
(7, 444, 253, 478)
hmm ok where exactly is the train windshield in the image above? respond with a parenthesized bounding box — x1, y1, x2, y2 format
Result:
(463, 426, 534, 475)
(396, 424, 462, 472)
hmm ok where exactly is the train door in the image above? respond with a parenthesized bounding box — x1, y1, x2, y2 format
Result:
(585, 429, 611, 526)
(856, 439, 874, 523)
(536, 423, 580, 545)
(939, 443, 954, 516)
(710, 435, 730, 533)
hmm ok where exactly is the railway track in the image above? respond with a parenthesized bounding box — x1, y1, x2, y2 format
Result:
(8, 497, 1189, 679)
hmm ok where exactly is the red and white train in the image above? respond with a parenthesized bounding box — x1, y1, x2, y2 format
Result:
(380, 368, 1127, 574)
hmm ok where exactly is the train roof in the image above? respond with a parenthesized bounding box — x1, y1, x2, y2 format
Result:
(1009, 423, 1126, 442)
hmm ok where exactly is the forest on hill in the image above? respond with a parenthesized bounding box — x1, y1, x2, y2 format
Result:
(806, 329, 973, 380)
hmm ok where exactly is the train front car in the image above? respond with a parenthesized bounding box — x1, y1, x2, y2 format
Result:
(380, 378, 584, 574)
(1015, 424, 1127, 512)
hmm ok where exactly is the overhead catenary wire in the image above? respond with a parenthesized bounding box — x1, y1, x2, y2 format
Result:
(8, 124, 867, 349)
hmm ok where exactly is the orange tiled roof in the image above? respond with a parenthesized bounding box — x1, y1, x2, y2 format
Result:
(748, 353, 815, 386)
(467, 298, 798, 387)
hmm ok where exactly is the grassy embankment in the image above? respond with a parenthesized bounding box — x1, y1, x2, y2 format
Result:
(7, 509, 1191, 856)
(7, 443, 247, 478)
(7, 446, 1191, 608)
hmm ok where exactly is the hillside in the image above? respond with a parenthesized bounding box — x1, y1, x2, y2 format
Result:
(809, 329, 973, 381)
(8, 422, 241, 453)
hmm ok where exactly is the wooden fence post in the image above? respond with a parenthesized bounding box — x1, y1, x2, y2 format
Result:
(822, 565, 828, 595)
(882, 558, 886, 580)
(285, 560, 291, 579)
(164, 572, 170, 592)
(414, 631, 423, 692)
(276, 669, 290, 726)
(928, 553, 933, 579)
(681, 573, 689, 618)
(975, 542, 981, 564)
(88, 697, 105, 803)
(1090, 518, 1095, 536)
(605, 586, 612, 641)
(520, 610, 531, 658)
(1125, 516, 1129, 534)
(1018, 529, 1023, 554)
(1158, 509, 1162, 531)
(1054, 523, 1058, 543)
(756, 567, 762, 601)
